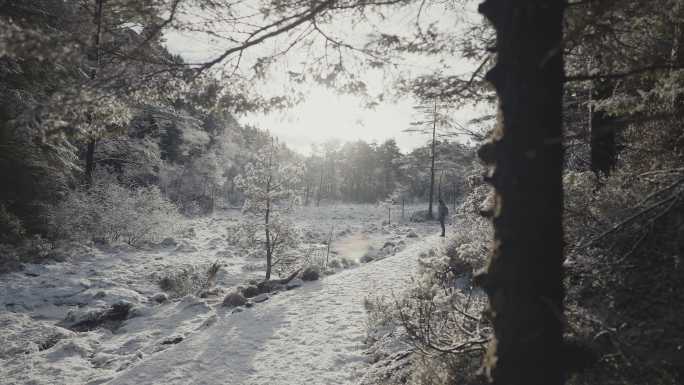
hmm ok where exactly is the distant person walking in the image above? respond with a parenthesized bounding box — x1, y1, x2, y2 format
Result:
(438, 198, 449, 237)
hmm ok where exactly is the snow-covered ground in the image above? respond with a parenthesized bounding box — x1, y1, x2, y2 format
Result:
(0, 204, 441, 385)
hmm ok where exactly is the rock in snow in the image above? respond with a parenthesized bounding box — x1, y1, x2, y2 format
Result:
(286, 278, 303, 290)
(251, 293, 269, 303)
(241, 285, 260, 298)
(159, 237, 177, 247)
(151, 293, 169, 304)
(222, 292, 247, 307)
(301, 266, 320, 281)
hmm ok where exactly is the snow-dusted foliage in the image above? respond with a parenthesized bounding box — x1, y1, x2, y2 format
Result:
(227, 217, 301, 272)
(47, 173, 183, 246)
(157, 261, 222, 298)
(232, 141, 304, 279)
(363, 179, 492, 385)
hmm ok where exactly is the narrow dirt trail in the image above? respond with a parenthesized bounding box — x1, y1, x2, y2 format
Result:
(108, 234, 438, 385)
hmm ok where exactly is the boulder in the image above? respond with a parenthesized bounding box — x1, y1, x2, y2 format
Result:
(160, 237, 177, 247)
(286, 278, 303, 290)
(252, 293, 269, 303)
(406, 231, 418, 238)
(199, 287, 222, 298)
(241, 285, 260, 298)
(301, 266, 320, 281)
(222, 292, 247, 307)
(151, 293, 168, 303)
(161, 336, 184, 345)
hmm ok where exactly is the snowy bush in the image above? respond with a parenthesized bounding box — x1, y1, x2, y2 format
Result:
(0, 235, 54, 273)
(228, 218, 302, 275)
(327, 258, 342, 269)
(47, 177, 183, 246)
(0, 204, 25, 244)
(338, 257, 358, 269)
(157, 261, 221, 298)
(363, 184, 493, 385)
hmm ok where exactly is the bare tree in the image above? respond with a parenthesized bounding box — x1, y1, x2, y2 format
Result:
(407, 99, 449, 218)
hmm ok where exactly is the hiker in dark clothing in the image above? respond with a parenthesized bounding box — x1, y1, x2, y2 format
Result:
(438, 198, 449, 237)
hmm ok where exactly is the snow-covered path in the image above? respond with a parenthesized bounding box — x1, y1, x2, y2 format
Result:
(108, 235, 437, 385)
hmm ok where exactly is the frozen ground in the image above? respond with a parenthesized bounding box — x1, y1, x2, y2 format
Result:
(0, 204, 441, 385)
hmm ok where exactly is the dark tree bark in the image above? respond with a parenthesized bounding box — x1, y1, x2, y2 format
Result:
(590, 80, 617, 176)
(475, 1, 566, 384)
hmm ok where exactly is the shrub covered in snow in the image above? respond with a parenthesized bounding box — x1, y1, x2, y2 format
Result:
(338, 257, 358, 269)
(364, 184, 492, 385)
(157, 262, 221, 298)
(0, 203, 25, 245)
(227, 217, 302, 276)
(47, 176, 183, 246)
(0, 234, 55, 273)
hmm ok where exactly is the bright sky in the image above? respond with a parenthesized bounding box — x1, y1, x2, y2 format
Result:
(164, 1, 487, 154)
(240, 87, 487, 153)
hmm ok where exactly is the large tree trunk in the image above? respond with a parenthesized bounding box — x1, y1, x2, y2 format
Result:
(475, 1, 565, 384)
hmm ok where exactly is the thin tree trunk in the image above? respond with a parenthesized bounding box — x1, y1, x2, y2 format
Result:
(304, 183, 310, 206)
(265, 146, 274, 281)
(476, 1, 565, 384)
(316, 169, 324, 207)
(85, 0, 105, 188)
(437, 170, 444, 200)
(265, 200, 272, 280)
(427, 100, 437, 218)
(85, 139, 96, 188)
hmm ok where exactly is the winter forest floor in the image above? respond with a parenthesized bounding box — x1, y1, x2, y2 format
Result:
(0, 204, 442, 385)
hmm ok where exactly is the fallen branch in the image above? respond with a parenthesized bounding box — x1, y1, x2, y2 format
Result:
(256, 268, 302, 293)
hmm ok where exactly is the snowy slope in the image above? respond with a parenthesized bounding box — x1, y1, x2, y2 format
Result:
(106, 235, 438, 385)
(0, 205, 438, 385)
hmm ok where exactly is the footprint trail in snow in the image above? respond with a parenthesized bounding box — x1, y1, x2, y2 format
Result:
(109, 235, 437, 385)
